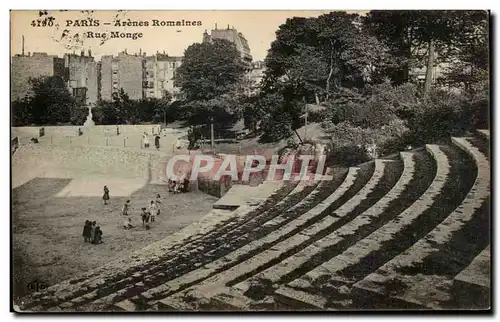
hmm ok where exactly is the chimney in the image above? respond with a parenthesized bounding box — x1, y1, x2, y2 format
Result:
(163, 50, 165, 55)
(139, 48, 142, 55)
(81, 49, 84, 56)
(227, 24, 230, 29)
(88, 48, 92, 57)
(22, 35, 25, 56)
(28, 52, 30, 56)
(215, 23, 217, 30)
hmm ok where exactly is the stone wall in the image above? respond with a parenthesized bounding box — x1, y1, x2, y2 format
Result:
(12, 125, 161, 139)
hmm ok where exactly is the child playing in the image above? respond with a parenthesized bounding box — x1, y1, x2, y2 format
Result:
(155, 194, 162, 216)
(149, 200, 158, 223)
(103, 186, 110, 205)
(122, 200, 131, 216)
(123, 218, 133, 229)
(141, 207, 150, 227)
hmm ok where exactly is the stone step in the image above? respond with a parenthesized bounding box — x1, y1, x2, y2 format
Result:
(454, 245, 491, 309)
(213, 181, 284, 210)
(274, 286, 330, 310)
(234, 153, 414, 295)
(354, 137, 490, 309)
(111, 167, 361, 311)
(476, 129, 490, 140)
(283, 144, 450, 309)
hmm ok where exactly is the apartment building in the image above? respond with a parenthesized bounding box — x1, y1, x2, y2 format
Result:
(100, 51, 144, 101)
(202, 25, 253, 69)
(64, 50, 98, 105)
(11, 52, 65, 100)
(100, 51, 182, 101)
(154, 54, 182, 98)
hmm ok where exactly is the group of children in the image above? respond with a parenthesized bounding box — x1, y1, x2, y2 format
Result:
(168, 176, 190, 194)
(122, 194, 162, 230)
(82, 220, 103, 244)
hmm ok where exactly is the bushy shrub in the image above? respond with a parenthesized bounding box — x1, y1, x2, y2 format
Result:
(70, 106, 89, 125)
(325, 121, 377, 147)
(259, 111, 293, 143)
(328, 144, 372, 167)
(324, 82, 420, 130)
(404, 89, 477, 145)
(374, 118, 411, 156)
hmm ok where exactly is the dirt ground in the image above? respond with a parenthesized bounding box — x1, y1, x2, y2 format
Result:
(12, 177, 218, 299)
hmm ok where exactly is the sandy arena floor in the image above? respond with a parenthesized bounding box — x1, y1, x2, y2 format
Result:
(12, 177, 218, 299)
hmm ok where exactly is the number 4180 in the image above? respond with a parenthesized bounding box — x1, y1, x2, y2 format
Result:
(31, 17, 55, 27)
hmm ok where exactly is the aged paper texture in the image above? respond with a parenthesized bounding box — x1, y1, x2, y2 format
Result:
(11, 10, 490, 312)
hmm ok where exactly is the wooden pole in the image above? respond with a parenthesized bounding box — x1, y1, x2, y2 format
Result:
(210, 121, 215, 150)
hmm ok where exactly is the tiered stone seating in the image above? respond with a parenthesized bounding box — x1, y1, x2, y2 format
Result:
(233, 153, 413, 298)
(353, 138, 490, 308)
(275, 144, 454, 309)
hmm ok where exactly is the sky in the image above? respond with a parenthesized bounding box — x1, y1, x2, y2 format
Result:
(11, 10, 366, 61)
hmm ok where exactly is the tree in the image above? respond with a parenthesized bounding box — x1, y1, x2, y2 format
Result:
(441, 12, 489, 94)
(14, 76, 76, 125)
(364, 10, 489, 94)
(264, 12, 394, 103)
(175, 39, 246, 102)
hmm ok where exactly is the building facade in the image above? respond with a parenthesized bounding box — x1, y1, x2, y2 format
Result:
(99, 51, 182, 101)
(11, 53, 65, 100)
(155, 54, 183, 98)
(117, 52, 144, 100)
(203, 25, 253, 69)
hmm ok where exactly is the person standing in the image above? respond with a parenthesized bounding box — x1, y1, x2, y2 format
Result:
(122, 200, 131, 216)
(82, 220, 91, 242)
(103, 186, 110, 205)
(140, 207, 149, 227)
(90, 221, 97, 242)
(143, 132, 150, 148)
(155, 134, 160, 150)
(92, 226, 103, 244)
(149, 200, 158, 223)
(116, 125, 120, 136)
(155, 194, 162, 216)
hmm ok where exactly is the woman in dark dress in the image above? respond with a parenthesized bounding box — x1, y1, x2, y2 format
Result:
(82, 220, 91, 242)
(103, 186, 110, 205)
(155, 135, 160, 150)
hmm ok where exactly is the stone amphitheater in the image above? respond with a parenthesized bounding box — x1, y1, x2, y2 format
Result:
(15, 129, 490, 311)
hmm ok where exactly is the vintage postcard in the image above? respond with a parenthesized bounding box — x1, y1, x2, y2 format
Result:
(11, 10, 490, 312)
